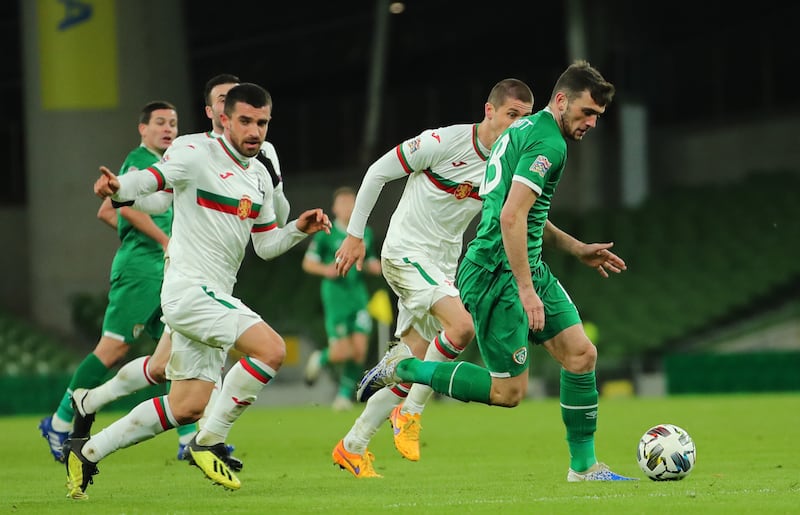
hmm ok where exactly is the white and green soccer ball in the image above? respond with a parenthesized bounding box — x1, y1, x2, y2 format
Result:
(637, 423, 696, 481)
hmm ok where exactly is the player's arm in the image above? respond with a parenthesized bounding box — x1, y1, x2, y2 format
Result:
(122, 190, 174, 214)
(302, 239, 338, 279)
(118, 206, 170, 252)
(101, 144, 192, 203)
(543, 219, 626, 278)
(258, 144, 291, 226)
(273, 183, 291, 227)
(336, 137, 422, 276)
(252, 209, 331, 261)
(97, 197, 118, 229)
(501, 181, 543, 332)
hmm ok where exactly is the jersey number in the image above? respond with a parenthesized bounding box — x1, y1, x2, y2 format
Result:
(480, 133, 510, 196)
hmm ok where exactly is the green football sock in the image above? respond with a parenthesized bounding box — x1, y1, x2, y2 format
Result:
(397, 359, 491, 404)
(55, 353, 110, 424)
(339, 360, 363, 398)
(560, 369, 598, 472)
(319, 348, 330, 367)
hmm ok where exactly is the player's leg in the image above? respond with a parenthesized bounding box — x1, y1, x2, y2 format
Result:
(304, 309, 346, 386)
(386, 320, 440, 460)
(335, 310, 372, 409)
(535, 267, 635, 481)
(41, 333, 129, 464)
(360, 258, 524, 406)
(67, 375, 216, 498)
(77, 320, 171, 415)
(401, 295, 473, 415)
(197, 307, 282, 449)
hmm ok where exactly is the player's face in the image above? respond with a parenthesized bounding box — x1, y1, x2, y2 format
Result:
(140, 108, 178, 153)
(332, 192, 355, 223)
(205, 82, 237, 133)
(222, 101, 270, 157)
(560, 90, 605, 141)
(485, 98, 533, 145)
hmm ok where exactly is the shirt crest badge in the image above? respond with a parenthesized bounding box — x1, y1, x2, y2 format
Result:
(237, 196, 253, 220)
(454, 181, 474, 200)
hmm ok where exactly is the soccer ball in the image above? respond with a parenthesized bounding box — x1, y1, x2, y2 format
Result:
(636, 423, 696, 481)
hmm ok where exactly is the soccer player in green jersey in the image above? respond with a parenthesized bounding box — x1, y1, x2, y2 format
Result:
(39, 101, 177, 463)
(302, 186, 381, 411)
(357, 60, 637, 481)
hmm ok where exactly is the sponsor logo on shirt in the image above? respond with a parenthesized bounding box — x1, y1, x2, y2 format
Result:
(452, 161, 467, 167)
(237, 195, 253, 220)
(530, 155, 551, 177)
(431, 131, 441, 142)
(220, 171, 234, 179)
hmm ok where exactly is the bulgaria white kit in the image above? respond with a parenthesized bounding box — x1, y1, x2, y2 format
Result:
(348, 123, 489, 340)
(171, 131, 291, 226)
(111, 135, 307, 382)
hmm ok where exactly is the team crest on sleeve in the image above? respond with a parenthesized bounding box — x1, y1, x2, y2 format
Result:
(512, 346, 528, 365)
(454, 181, 474, 200)
(237, 195, 253, 220)
(406, 137, 422, 154)
(530, 155, 551, 177)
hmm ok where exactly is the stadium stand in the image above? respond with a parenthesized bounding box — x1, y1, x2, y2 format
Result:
(547, 171, 800, 359)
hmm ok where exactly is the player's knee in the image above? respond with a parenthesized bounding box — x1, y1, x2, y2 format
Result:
(169, 399, 206, 424)
(490, 382, 526, 408)
(148, 363, 167, 383)
(252, 337, 286, 369)
(564, 341, 597, 373)
(446, 319, 475, 349)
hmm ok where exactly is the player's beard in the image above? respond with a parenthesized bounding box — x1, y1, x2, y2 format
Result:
(235, 139, 261, 157)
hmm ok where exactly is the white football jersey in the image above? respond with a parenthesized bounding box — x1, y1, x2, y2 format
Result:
(382, 123, 489, 271)
(171, 131, 290, 226)
(114, 136, 281, 293)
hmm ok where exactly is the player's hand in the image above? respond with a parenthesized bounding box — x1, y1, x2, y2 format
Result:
(334, 234, 366, 277)
(519, 286, 545, 332)
(577, 242, 627, 278)
(295, 208, 331, 235)
(94, 166, 120, 198)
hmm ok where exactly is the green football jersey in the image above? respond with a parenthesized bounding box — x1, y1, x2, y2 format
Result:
(109, 145, 173, 278)
(465, 109, 567, 271)
(306, 221, 378, 314)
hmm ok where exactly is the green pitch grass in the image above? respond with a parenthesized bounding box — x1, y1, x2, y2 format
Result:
(1, 393, 797, 514)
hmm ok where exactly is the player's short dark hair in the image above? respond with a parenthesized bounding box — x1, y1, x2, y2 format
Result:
(550, 60, 615, 106)
(139, 101, 176, 124)
(487, 78, 534, 107)
(204, 73, 240, 106)
(223, 83, 272, 116)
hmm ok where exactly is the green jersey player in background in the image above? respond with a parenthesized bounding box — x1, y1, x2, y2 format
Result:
(302, 186, 381, 411)
(39, 101, 177, 463)
(357, 60, 636, 481)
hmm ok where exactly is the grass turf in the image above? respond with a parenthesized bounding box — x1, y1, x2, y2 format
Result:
(2, 392, 797, 514)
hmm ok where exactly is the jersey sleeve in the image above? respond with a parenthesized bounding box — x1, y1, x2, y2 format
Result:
(146, 142, 199, 190)
(395, 128, 447, 174)
(346, 143, 411, 239)
(511, 142, 565, 196)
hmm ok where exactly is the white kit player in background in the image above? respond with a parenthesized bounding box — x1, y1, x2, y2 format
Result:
(65, 83, 331, 499)
(330, 79, 534, 477)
